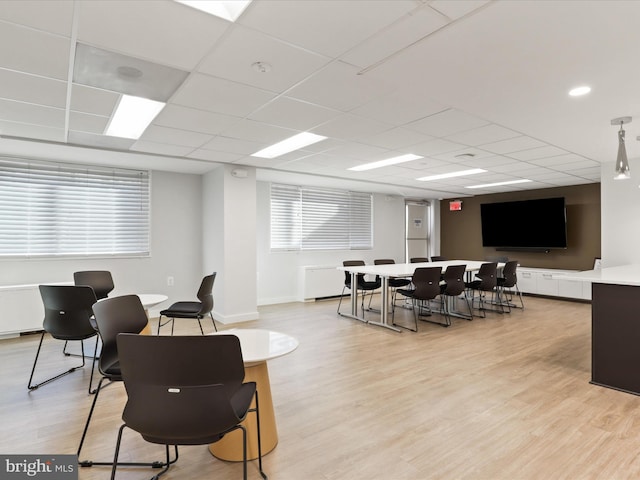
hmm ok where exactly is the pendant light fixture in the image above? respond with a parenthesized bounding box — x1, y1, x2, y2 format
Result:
(611, 116, 632, 180)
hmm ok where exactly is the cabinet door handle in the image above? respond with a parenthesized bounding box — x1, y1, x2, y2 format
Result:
(522, 273, 532, 278)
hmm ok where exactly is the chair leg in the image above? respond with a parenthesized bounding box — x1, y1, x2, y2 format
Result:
(88, 335, 99, 394)
(337, 285, 348, 313)
(209, 312, 217, 332)
(197, 318, 204, 335)
(110, 423, 178, 479)
(28, 333, 87, 391)
(252, 391, 268, 480)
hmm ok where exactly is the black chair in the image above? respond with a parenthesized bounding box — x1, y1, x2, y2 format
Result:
(431, 256, 447, 262)
(394, 267, 444, 330)
(497, 260, 524, 311)
(28, 285, 98, 393)
(439, 264, 472, 324)
(158, 273, 217, 335)
(465, 262, 502, 317)
(112, 333, 268, 480)
(73, 271, 115, 300)
(78, 295, 170, 471)
(374, 259, 411, 310)
(337, 260, 380, 317)
(410, 257, 430, 263)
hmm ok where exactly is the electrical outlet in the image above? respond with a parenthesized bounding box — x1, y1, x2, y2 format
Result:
(167, 276, 174, 286)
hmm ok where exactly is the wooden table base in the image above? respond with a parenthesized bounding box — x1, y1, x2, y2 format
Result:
(208, 361, 278, 461)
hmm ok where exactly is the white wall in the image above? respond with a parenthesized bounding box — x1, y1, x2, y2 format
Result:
(0, 170, 203, 331)
(256, 182, 407, 305)
(601, 157, 640, 267)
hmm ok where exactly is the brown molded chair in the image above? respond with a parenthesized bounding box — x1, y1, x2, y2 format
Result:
(465, 262, 502, 317)
(497, 260, 524, 311)
(112, 333, 267, 480)
(337, 260, 380, 317)
(431, 256, 448, 262)
(73, 270, 115, 300)
(410, 257, 430, 263)
(77, 295, 171, 471)
(394, 267, 444, 330)
(374, 259, 411, 310)
(28, 285, 98, 393)
(440, 264, 473, 323)
(158, 273, 217, 335)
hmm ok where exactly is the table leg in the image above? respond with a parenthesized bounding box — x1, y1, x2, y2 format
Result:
(338, 272, 367, 324)
(367, 277, 401, 332)
(209, 361, 278, 461)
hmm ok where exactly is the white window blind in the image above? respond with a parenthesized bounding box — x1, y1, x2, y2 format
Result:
(0, 158, 150, 257)
(270, 184, 372, 251)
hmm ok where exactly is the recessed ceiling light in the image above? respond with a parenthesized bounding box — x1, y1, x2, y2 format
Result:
(466, 179, 532, 189)
(569, 86, 591, 97)
(251, 132, 327, 159)
(175, 0, 252, 22)
(349, 154, 422, 172)
(416, 168, 486, 182)
(105, 95, 165, 140)
(454, 153, 476, 159)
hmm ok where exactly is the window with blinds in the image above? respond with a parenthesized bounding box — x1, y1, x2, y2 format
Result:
(0, 158, 150, 257)
(270, 183, 372, 251)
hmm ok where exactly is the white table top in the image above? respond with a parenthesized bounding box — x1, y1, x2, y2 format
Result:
(211, 328, 299, 365)
(559, 264, 640, 286)
(338, 260, 502, 278)
(136, 293, 168, 308)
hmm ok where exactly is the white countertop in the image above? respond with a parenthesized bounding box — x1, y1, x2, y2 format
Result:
(559, 264, 640, 286)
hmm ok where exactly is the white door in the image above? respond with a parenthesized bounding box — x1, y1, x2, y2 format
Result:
(405, 201, 430, 262)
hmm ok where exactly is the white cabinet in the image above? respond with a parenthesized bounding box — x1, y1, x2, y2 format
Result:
(516, 268, 591, 300)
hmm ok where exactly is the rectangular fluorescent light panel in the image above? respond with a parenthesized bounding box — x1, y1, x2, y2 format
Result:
(105, 95, 165, 140)
(466, 179, 532, 189)
(417, 168, 486, 182)
(251, 132, 327, 159)
(349, 154, 423, 172)
(175, 0, 252, 22)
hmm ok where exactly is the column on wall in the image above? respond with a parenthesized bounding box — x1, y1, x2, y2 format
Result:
(203, 164, 259, 323)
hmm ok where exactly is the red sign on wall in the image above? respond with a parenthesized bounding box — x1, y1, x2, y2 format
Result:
(449, 200, 463, 211)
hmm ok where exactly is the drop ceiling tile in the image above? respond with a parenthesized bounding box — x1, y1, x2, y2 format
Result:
(404, 138, 467, 157)
(312, 113, 393, 141)
(406, 109, 489, 137)
(0, 120, 65, 142)
(239, 0, 417, 58)
(187, 149, 243, 164)
(0, 22, 70, 80)
(0, 1, 74, 36)
(301, 138, 346, 153)
(341, 5, 448, 68)
(154, 104, 239, 136)
(201, 136, 266, 155)
(70, 84, 119, 116)
(446, 124, 520, 146)
(0, 98, 64, 128)
(0, 68, 66, 108)
(220, 119, 299, 144)
(139, 125, 212, 148)
(352, 89, 447, 126)
(429, 0, 491, 20)
(287, 61, 395, 112)
(431, 147, 496, 162)
(358, 127, 434, 150)
(469, 156, 524, 169)
(317, 142, 390, 161)
(68, 131, 135, 150)
(130, 140, 195, 157)
(479, 135, 547, 154)
(199, 25, 331, 94)
(249, 96, 340, 131)
(508, 145, 568, 161)
(396, 158, 451, 171)
(172, 73, 276, 118)
(77, 1, 230, 70)
(68, 111, 109, 134)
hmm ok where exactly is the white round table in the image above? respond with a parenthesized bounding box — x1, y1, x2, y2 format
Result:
(208, 328, 298, 461)
(135, 294, 168, 334)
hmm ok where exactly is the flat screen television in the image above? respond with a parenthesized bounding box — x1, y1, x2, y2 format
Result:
(480, 197, 567, 249)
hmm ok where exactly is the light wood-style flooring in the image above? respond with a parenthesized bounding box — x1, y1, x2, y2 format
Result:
(2, 294, 640, 479)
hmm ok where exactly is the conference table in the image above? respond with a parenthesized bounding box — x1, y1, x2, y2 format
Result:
(208, 328, 299, 461)
(338, 260, 502, 332)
